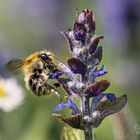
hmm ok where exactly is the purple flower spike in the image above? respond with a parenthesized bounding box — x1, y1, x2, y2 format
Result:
(52, 9, 127, 135)
(53, 99, 80, 115)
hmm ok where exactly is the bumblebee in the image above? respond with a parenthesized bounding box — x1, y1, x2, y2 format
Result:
(7, 50, 62, 98)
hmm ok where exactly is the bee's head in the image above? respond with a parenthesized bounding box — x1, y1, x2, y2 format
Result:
(24, 51, 54, 64)
(22, 51, 52, 73)
(39, 51, 55, 64)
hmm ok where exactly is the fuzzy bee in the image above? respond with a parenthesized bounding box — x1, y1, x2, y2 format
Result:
(7, 50, 63, 99)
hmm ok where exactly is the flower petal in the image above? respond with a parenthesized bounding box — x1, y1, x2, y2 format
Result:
(53, 99, 80, 115)
(53, 101, 71, 112)
(94, 70, 108, 77)
(91, 93, 116, 112)
(102, 93, 116, 102)
(49, 72, 63, 79)
(84, 80, 110, 97)
(99, 64, 105, 71)
(67, 57, 87, 76)
(95, 64, 107, 77)
(89, 65, 107, 81)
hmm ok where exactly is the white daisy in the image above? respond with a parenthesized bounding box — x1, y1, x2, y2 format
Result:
(0, 77, 24, 112)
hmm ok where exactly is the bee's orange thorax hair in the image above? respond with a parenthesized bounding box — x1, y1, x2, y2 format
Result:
(22, 52, 40, 74)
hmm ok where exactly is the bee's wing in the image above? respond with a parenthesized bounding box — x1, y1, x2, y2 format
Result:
(6, 59, 24, 74)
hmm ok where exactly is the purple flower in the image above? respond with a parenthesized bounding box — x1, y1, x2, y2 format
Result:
(49, 72, 64, 79)
(53, 99, 80, 115)
(91, 92, 116, 113)
(103, 93, 116, 102)
(90, 65, 108, 78)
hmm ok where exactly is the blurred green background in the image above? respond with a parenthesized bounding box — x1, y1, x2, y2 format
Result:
(0, 0, 140, 140)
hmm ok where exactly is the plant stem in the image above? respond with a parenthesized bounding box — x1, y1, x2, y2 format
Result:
(83, 97, 90, 116)
(84, 128, 93, 140)
(81, 96, 94, 140)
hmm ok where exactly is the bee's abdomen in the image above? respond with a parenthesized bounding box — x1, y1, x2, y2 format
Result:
(28, 77, 59, 97)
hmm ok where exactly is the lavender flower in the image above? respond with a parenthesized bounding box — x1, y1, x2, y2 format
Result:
(52, 9, 127, 140)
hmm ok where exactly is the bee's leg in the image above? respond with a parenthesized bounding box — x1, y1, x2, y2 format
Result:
(45, 83, 62, 102)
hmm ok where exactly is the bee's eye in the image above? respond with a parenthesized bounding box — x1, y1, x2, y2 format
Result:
(40, 53, 50, 61)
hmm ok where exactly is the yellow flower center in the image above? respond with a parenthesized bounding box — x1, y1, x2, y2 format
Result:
(0, 84, 6, 97)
